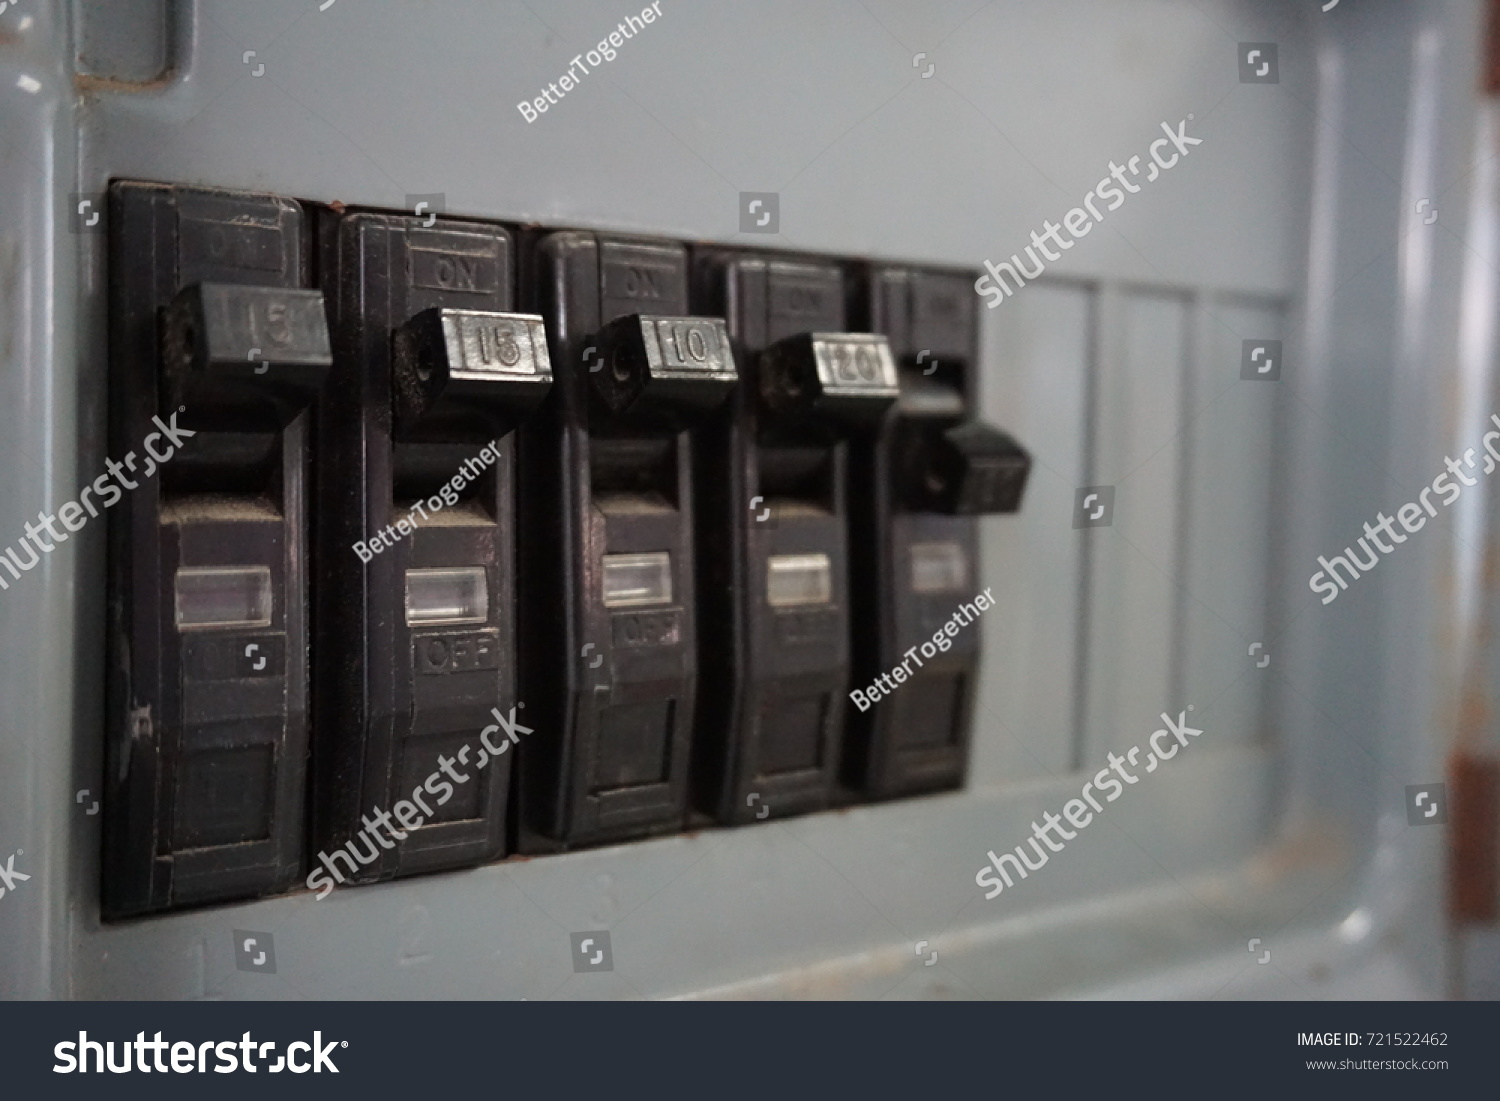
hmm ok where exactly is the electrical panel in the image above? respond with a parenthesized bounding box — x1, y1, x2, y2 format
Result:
(102, 182, 1031, 915)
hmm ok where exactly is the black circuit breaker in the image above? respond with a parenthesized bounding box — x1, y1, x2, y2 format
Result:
(311, 213, 550, 883)
(848, 267, 1031, 798)
(517, 233, 735, 850)
(104, 182, 330, 917)
(690, 252, 896, 823)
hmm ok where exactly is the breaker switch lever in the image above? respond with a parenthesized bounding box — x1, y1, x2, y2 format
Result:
(758, 331, 899, 428)
(902, 419, 1031, 515)
(162, 283, 331, 426)
(392, 307, 552, 430)
(591, 313, 737, 423)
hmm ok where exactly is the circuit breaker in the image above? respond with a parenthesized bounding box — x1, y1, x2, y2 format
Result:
(103, 182, 329, 917)
(310, 213, 549, 883)
(691, 252, 896, 823)
(847, 267, 1031, 798)
(516, 233, 735, 850)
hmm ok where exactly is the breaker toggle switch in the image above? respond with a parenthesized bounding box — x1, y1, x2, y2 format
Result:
(519, 233, 728, 850)
(758, 331, 899, 425)
(844, 265, 1032, 800)
(899, 418, 1031, 515)
(161, 283, 332, 425)
(591, 314, 737, 420)
(689, 252, 883, 824)
(392, 308, 552, 430)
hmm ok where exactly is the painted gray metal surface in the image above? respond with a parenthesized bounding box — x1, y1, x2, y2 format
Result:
(0, 0, 1481, 998)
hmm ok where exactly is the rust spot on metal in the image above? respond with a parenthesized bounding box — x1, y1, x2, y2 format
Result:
(75, 70, 180, 97)
(1458, 684, 1491, 740)
(1449, 751, 1498, 922)
(1488, 0, 1500, 93)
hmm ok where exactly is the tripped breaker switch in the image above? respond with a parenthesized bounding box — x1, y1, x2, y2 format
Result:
(898, 418, 1031, 515)
(161, 283, 332, 423)
(846, 265, 1032, 800)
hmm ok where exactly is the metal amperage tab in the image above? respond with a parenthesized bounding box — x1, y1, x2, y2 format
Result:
(393, 308, 552, 429)
(592, 313, 736, 418)
(161, 283, 332, 426)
